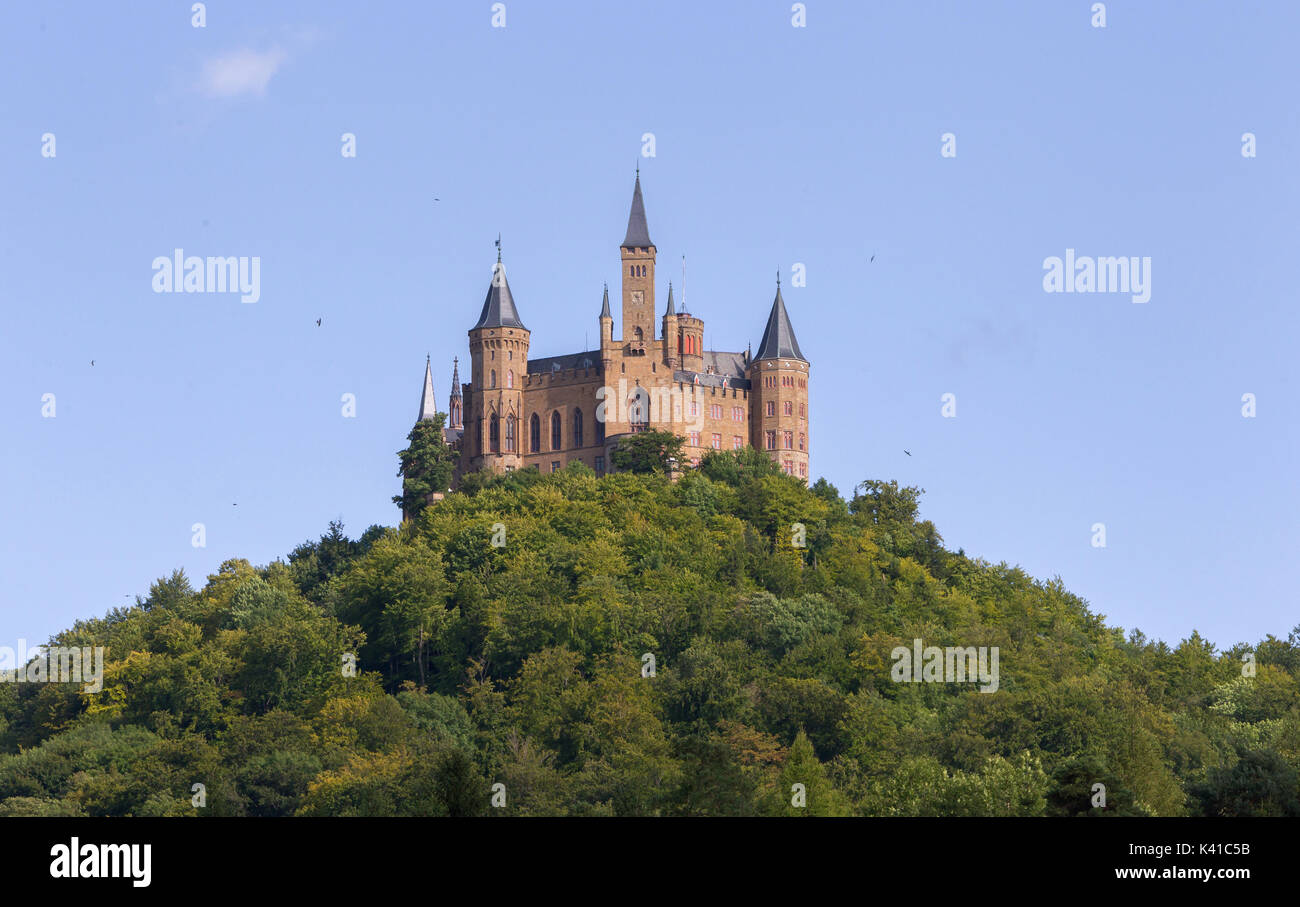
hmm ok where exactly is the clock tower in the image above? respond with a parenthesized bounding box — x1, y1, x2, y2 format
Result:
(620, 169, 656, 351)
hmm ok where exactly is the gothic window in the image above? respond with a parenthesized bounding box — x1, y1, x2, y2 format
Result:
(489, 415, 500, 453)
(799, 433, 805, 451)
(711, 433, 721, 449)
(783, 431, 793, 449)
(634, 327, 643, 342)
(551, 411, 562, 450)
(766, 430, 776, 450)
(595, 414, 605, 445)
(507, 370, 514, 389)
(766, 401, 775, 416)
(505, 414, 516, 452)
(574, 408, 584, 447)
(732, 436, 742, 450)
(490, 370, 496, 388)
(530, 414, 540, 453)
(784, 401, 793, 415)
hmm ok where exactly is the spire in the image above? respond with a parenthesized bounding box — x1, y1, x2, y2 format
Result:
(447, 357, 463, 430)
(665, 282, 675, 315)
(599, 283, 611, 319)
(472, 254, 527, 331)
(753, 282, 806, 362)
(417, 356, 437, 421)
(621, 172, 653, 248)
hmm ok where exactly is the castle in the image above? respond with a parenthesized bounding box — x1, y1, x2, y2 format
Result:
(412, 173, 810, 489)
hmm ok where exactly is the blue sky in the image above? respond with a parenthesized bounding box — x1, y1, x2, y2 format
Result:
(2, 1, 1296, 650)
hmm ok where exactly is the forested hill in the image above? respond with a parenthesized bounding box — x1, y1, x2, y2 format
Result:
(3, 450, 1298, 816)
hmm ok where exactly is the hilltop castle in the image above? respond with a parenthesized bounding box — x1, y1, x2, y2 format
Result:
(412, 173, 810, 489)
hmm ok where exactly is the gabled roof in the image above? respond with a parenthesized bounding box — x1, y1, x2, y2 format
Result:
(471, 261, 527, 331)
(753, 286, 806, 362)
(621, 174, 654, 248)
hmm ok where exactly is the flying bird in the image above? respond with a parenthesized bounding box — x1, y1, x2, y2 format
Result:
(870, 255, 876, 263)
(316, 318, 322, 327)
(90, 360, 94, 366)
(904, 450, 911, 457)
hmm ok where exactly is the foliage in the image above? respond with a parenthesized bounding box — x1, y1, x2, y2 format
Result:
(609, 430, 686, 475)
(3, 458, 1297, 816)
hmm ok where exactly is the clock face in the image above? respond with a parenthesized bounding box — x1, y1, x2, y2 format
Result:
(630, 290, 644, 305)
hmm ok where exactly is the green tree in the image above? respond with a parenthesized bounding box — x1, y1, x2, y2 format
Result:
(394, 415, 457, 520)
(609, 429, 685, 475)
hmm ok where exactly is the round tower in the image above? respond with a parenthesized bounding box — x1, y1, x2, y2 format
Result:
(466, 253, 529, 473)
(747, 279, 809, 480)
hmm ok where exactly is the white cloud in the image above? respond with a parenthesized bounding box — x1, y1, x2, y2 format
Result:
(200, 47, 288, 98)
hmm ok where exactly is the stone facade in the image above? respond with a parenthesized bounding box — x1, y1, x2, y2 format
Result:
(413, 174, 811, 486)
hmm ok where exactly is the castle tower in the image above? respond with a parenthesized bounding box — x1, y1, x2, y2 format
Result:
(678, 309, 704, 374)
(448, 357, 463, 430)
(465, 249, 529, 473)
(620, 171, 656, 352)
(748, 276, 810, 480)
(662, 283, 679, 369)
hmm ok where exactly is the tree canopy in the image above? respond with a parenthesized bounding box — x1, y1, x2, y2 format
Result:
(3, 452, 1297, 816)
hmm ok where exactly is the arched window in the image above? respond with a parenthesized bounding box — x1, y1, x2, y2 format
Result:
(505, 414, 516, 452)
(489, 415, 500, 452)
(530, 414, 540, 453)
(551, 411, 562, 450)
(574, 408, 584, 448)
(507, 370, 514, 388)
(798, 433, 805, 451)
(595, 413, 605, 445)
(490, 370, 496, 388)
(630, 265, 635, 276)
(633, 327, 643, 342)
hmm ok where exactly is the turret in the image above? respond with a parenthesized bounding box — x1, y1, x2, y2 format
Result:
(747, 275, 809, 480)
(448, 357, 463, 430)
(465, 247, 529, 472)
(662, 283, 679, 369)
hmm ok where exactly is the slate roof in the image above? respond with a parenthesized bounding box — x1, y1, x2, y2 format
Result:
(471, 262, 527, 331)
(526, 351, 600, 374)
(621, 175, 654, 248)
(753, 286, 805, 362)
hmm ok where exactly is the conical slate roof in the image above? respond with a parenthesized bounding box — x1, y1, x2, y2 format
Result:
(622, 175, 653, 248)
(417, 357, 437, 421)
(472, 261, 527, 331)
(449, 357, 462, 399)
(599, 283, 611, 318)
(753, 285, 806, 362)
(665, 283, 676, 315)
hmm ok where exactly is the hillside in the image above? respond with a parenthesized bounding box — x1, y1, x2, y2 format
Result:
(2, 451, 1297, 816)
